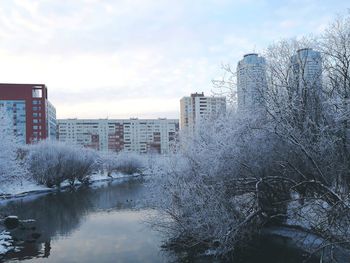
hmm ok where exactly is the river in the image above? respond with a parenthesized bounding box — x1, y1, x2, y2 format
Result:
(0, 178, 319, 263)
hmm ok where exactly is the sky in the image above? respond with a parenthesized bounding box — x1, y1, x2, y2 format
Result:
(0, 0, 348, 119)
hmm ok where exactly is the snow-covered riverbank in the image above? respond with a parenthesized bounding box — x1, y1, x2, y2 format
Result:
(0, 172, 142, 201)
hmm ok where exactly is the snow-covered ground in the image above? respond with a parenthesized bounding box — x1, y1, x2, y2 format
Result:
(0, 231, 13, 255)
(0, 180, 50, 197)
(0, 172, 141, 199)
(89, 171, 141, 182)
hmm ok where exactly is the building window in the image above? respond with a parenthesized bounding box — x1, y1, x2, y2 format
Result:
(32, 88, 43, 98)
(32, 106, 41, 111)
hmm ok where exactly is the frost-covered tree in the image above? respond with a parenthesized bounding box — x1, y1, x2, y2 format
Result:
(101, 151, 146, 176)
(0, 107, 26, 193)
(150, 13, 350, 259)
(320, 14, 350, 191)
(150, 112, 285, 256)
(26, 140, 98, 187)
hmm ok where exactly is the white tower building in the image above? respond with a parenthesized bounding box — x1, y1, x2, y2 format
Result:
(237, 53, 267, 111)
(290, 48, 322, 121)
(290, 48, 322, 95)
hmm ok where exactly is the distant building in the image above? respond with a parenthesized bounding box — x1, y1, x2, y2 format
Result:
(237, 53, 267, 111)
(290, 48, 322, 117)
(180, 92, 226, 132)
(290, 48, 322, 90)
(57, 118, 179, 154)
(0, 83, 57, 144)
(47, 101, 57, 139)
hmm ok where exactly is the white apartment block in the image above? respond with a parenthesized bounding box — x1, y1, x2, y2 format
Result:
(57, 118, 179, 154)
(46, 100, 57, 139)
(180, 92, 226, 131)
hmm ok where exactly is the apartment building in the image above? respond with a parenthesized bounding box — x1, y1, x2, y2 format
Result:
(180, 92, 226, 131)
(57, 118, 179, 154)
(0, 83, 57, 144)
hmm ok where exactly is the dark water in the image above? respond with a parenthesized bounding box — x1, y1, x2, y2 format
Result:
(0, 178, 169, 263)
(0, 178, 318, 263)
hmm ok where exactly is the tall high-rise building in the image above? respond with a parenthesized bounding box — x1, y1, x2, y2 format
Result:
(290, 48, 322, 88)
(0, 83, 57, 144)
(290, 48, 322, 121)
(290, 48, 322, 97)
(180, 92, 226, 131)
(237, 53, 267, 111)
(57, 118, 178, 154)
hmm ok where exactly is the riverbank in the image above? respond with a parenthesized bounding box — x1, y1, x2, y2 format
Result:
(0, 172, 142, 201)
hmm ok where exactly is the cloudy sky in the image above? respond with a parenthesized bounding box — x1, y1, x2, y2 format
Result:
(0, 0, 348, 119)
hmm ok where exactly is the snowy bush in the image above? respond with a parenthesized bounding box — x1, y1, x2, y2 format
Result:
(150, 112, 279, 255)
(26, 140, 98, 187)
(101, 151, 146, 175)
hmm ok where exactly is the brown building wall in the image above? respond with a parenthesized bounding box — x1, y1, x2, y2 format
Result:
(108, 123, 124, 152)
(0, 83, 48, 143)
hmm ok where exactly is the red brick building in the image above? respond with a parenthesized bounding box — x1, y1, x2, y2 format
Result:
(0, 83, 57, 144)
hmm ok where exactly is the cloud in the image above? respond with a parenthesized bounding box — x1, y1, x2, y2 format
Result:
(0, 0, 348, 118)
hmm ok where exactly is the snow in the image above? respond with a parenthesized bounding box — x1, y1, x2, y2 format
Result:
(0, 179, 49, 196)
(5, 216, 17, 219)
(0, 172, 141, 200)
(89, 171, 140, 181)
(0, 231, 13, 255)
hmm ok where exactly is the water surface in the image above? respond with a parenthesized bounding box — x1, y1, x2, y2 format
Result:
(0, 178, 319, 263)
(0, 178, 166, 263)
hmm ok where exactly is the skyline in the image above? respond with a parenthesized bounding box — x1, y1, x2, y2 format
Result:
(0, 0, 348, 119)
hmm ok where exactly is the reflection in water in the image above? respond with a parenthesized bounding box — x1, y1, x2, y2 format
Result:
(0, 178, 320, 263)
(0, 178, 166, 263)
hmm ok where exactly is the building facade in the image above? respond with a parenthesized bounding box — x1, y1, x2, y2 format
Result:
(46, 101, 57, 139)
(288, 48, 323, 123)
(290, 48, 322, 89)
(290, 48, 322, 102)
(180, 92, 226, 131)
(237, 53, 267, 111)
(0, 83, 57, 144)
(57, 118, 179, 154)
